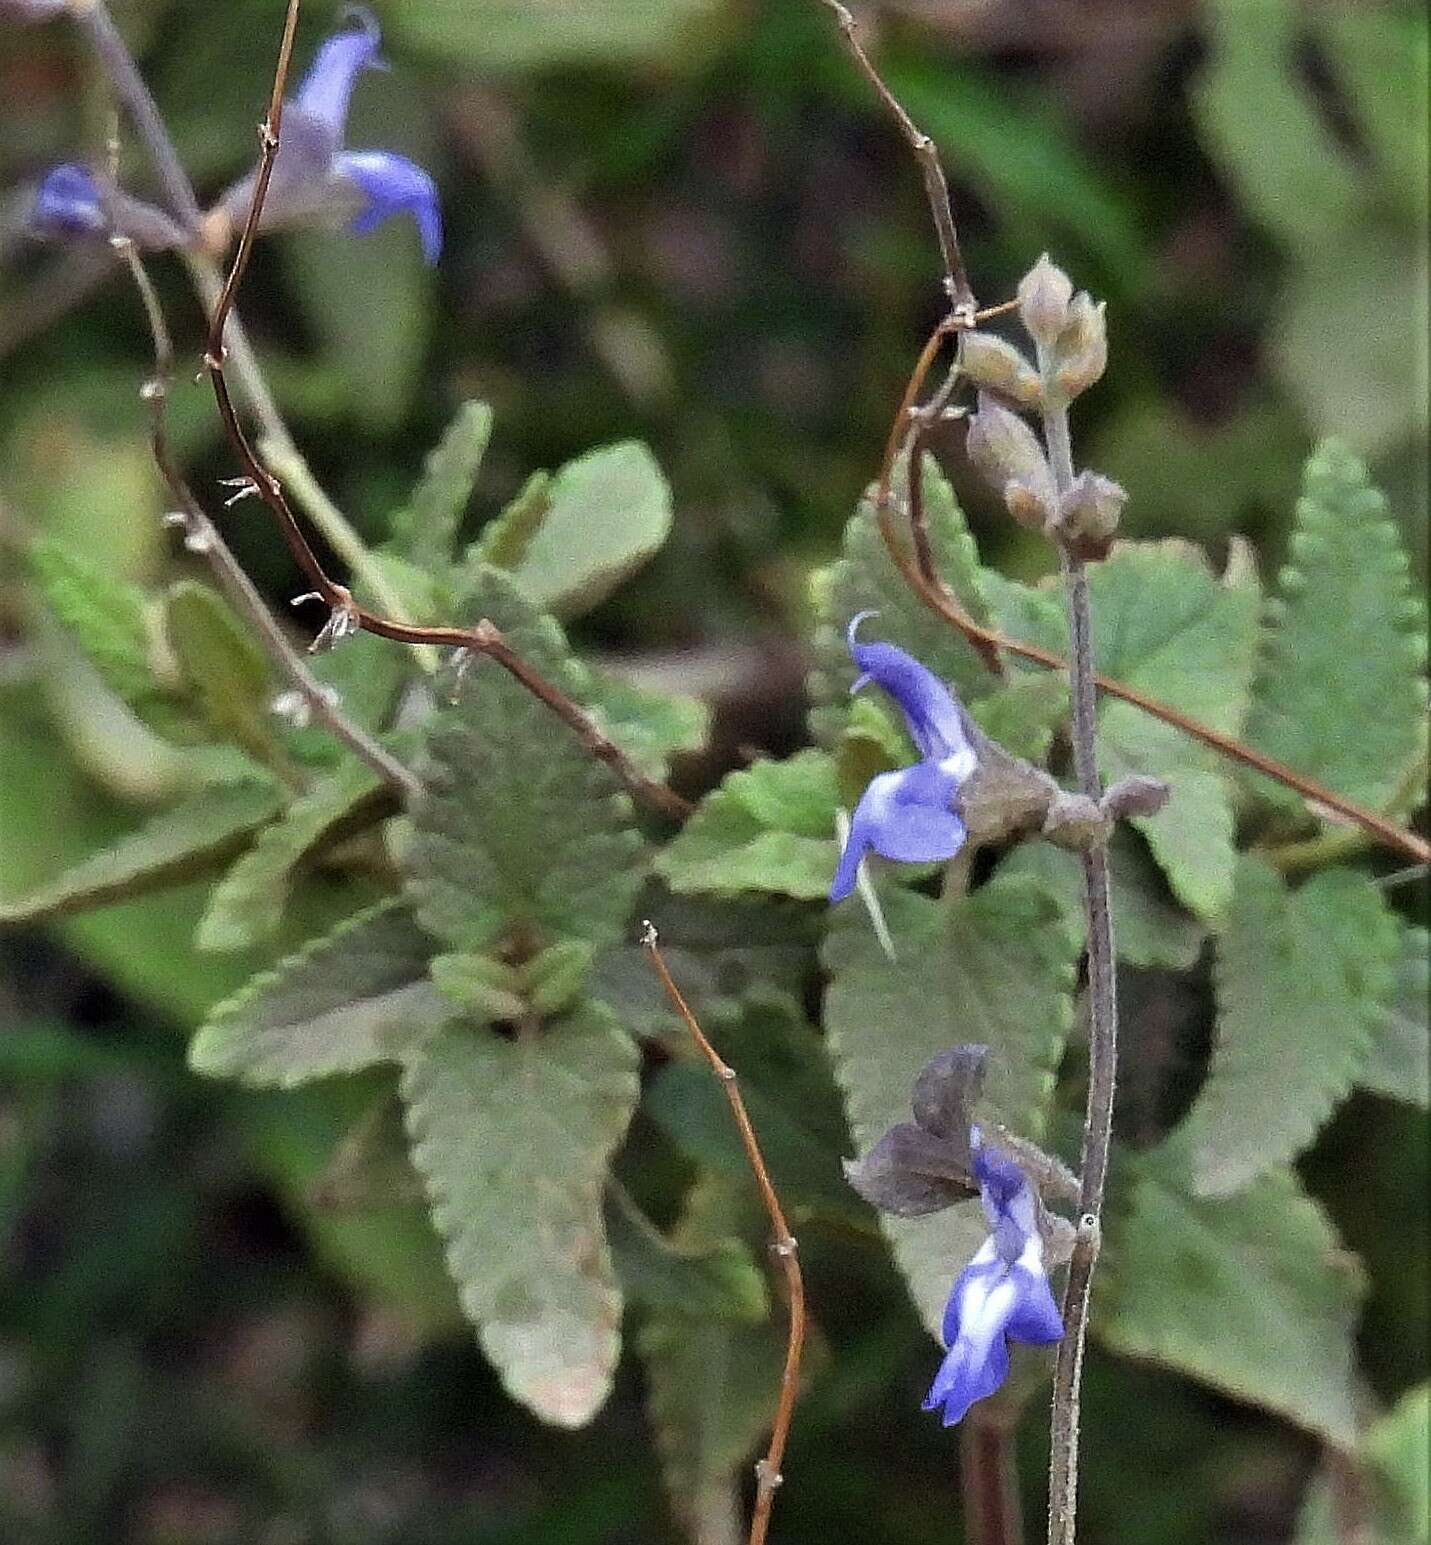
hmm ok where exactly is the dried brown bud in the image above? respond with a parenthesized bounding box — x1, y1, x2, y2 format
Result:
(959, 332, 1042, 409)
(1053, 292, 1108, 398)
(1101, 776, 1171, 821)
(1017, 254, 1074, 347)
(1058, 470, 1126, 545)
(964, 391, 1057, 531)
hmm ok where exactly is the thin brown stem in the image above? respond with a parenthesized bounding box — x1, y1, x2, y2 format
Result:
(643, 925, 806, 1545)
(961, 1413, 1025, 1545)
(817, 1, 975, 316)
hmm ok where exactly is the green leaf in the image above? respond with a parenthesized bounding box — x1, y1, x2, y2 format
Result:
(998, 830, 1206, 970)
(0, 780, 282, 925)
(1247, 442, 1427, 815)
(606, 1184, 768, 1323)
(27, 536, 193, 741)
(809, 454, 998, 742)
(283, 632, 408, 767)
(472, 442, 672, 620)
(644, 991, 856, 1223)
(404, 568, 647, 954)
(639, 1174, 794, 1541)
(656, 751, 838, 900)
(162, 581, 281, 770)
(1096, 1154, 1364, 1446)
(1296, 1382, 1431, 1544)
(190, 898, 444, 1087)
(387, 401, 493, 569)
(822, 875, 1078, 1332)
(1358, 924, 1429, 1109)
(401, 1004, 640, 1427)
(197, 760, 388, 952)
(584, 671, 711, 782)
(968, 671, 1070, 765)
(391, 0, 730, 72)
(1182, 857, 1399, 1195)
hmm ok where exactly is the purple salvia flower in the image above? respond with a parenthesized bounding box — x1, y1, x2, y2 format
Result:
(30, 164, 107, 239)
(829, 614, 978, 902)
(922, 1130, 1063, 1427)
(334, 150, 442, 265)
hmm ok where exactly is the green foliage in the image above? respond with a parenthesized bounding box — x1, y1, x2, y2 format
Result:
(583, 670, 712, 782)
(403, 568, 647, 954)
(966, 670, 1070, 764)
(401, 1004, 640, 1427)
(472, 442, 673, 620)
(1246, 442, 1427, 817)
(1359, 925, 1430, 1109)
(656, 750, 838, 899)
(387, 400, 494, 569)
(823, 877, 1078, 1331)
(1182, 858, 1399, 1195)
(189, 899, 444, 1087)
(0, 780, 282, 925)
(1296, 1382, 1431, 1544)
(1096, 1154, 1364, 1446)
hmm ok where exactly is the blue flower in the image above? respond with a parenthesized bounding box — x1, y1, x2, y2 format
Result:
(30, 163, 107, 238)
(829, 615, 978, 902)
(923, 1132, 1063, 1427)
(223, 9, 441, 264)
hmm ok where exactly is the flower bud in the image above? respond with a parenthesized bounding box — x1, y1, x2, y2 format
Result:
(1052, 292, 1108, 398)
(28, 163, 187, 251)
(1057, 469, 1126, 547)
(959, 332, 1042, 409)
(1016, 254, 1073, 347)
(964, 391, 1057, 532)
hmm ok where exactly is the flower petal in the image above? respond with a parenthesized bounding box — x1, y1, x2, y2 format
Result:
(845, 617, 975, 772)
(335, 150, 442, 264)
(923, 1327, 1011, 1427)
(30, 164, 106, 239)
(1004, 1263, 1064, 1346)
(294, 11, 384, 141)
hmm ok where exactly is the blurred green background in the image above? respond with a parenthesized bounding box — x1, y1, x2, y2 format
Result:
(0, 1, 1426, 1541)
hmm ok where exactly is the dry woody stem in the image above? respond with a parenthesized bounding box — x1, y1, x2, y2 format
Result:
(643, 925, 807, 1545)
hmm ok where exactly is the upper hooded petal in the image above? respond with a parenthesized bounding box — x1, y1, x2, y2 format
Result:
(846, 616, 975, 773)
(293, 11, 384, 143)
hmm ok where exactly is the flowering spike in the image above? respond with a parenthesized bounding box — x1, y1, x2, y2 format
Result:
(334, 150, 443, 264)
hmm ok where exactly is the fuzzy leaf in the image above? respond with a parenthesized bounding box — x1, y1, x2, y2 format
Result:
(388, 401, 494, 567)
(401, 1004, 639, 1427)
(822, 875, 1078, 1332)
(190, 898, 444, 1086)
(473, 442, 671, 619)
(655, 750, 838, 899)
(163, 581, 280, 770)
(0, 780, 282, 925)
(1096, 1154, 1363, 1446)
(1246, 441, 1427, 815)
(584, 671, 711, 781)
(404, 568, 647, 954)
(809, 453, 999, 741)
(998, 830, 1206, 970)
(1359, 925, 1430, 1108)
(644, 990, 855, 1222)
(1183, 858, 1399, 1195)
(968, 671, 1070, 764)
(197, 760, 389, 953)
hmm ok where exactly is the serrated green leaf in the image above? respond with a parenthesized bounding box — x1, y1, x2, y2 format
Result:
(190, 898, 444, 1087)
(388, 401, 494, 567)
(283, 631, 409, 767)
(27, 536, 193, 741)
(1182, 858, 1398, 1195)
(404, 568, 647, 954)
(822, 875, 1078, 1332)
(401, 1004, 640, 1427)
(997, 830, 1206, 970)
(163, 581, 281, 770)
(1358, 924, 1429, 1109)
(1247, 442, 1427, 815)
(584, 671, 711, 782)
(607, 1184, 768, 1323)
(428, 952, 527, 1021)
(0, 780, 283, 925)
(472, 442, 672, 620)
(968, 671, 1070, 764)
(197, 760, 389, 952)
(1096, 1155, 1364, 1446)
(809, 454, 998, 742)
(638, 1173, 795, 1541)
(656, 751, 838, 899)
(644, 991, 856, 1223)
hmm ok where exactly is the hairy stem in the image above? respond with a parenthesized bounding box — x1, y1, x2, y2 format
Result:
(1040, 368, 1115, 1545)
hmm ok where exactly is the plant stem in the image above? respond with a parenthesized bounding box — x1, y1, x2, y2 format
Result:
(961, 1414, 1025, 1545)
(1039, 370, 1115, 1545)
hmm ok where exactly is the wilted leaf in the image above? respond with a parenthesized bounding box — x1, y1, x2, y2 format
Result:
(401, 1004, 639, 1427)
(1096, 1153, 1364, 1446)
(1183, 858, 1398, 1195)
(190, 898, 444, 1086)
(472, 442, 672, 619)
